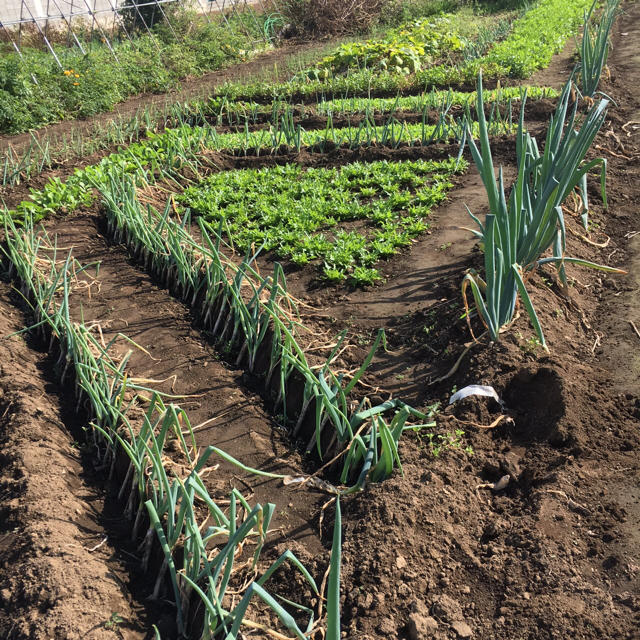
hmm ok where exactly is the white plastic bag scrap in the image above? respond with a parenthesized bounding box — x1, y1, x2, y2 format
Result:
(449, 384, 503, 407)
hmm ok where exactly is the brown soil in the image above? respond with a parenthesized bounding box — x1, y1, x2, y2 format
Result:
(0, 5, 639, 640)
(44, 211, 326, 552)
(333, 6, 640, 639)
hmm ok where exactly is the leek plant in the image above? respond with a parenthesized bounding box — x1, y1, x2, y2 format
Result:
(579, 0, 620, 97)
(326, 498, 342, 640)
(1, 216, 327, 640)
(462, 74, 623, 348)
(1, 135, 51, 187)
(97, 171, 436, 488)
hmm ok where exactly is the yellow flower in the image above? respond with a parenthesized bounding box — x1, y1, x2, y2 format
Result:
(74, 74, 80, 78)
(73, 82, 79, 86)
(63, 70, 71, 75)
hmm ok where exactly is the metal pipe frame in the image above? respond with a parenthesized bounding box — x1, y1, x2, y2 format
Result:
(0, 0, 269, 77)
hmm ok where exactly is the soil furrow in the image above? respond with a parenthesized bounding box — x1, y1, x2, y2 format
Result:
(0, 282, 150, 640)
(44, 212, 327, 555)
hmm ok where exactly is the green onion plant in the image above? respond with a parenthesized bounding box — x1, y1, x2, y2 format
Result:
(96, 171, 435, 488)
(462, 73, 623, 348)
(0, 216, 326, 639)
(578, 0, 620, 97)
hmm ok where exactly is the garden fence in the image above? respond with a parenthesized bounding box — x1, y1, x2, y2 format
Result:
(0, 0, 278, 74)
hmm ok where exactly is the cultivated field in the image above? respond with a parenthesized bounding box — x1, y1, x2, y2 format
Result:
(0, 1, 638, 639)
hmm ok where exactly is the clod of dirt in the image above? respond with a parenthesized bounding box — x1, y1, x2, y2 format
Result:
(407, 607, 438, 640)
(451, 620, 474, 638)
(446, 394, 504, 427)
(500, 451, 522, 480)
(377, 617, 398, 636)
(431, 594, 464, 622)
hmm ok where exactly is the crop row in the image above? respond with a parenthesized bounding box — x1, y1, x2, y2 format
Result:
(211, 0, 593, 104)
(2, 203, 439, 637)
(4, 107, 509, 226)
(1, 219, 328, 638)
(97, 169, 436, 472)
(197, 85, 558, 126)
(1, 86, 521, 189)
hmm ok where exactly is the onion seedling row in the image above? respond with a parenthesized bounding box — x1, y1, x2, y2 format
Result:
(0, 106, 162, 188)
(144, 112, 514, 156)
(194, 86, 556, 128)
(0, 216, 340, 639)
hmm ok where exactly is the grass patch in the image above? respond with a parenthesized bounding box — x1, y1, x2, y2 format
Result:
(0, 10, 269, 135)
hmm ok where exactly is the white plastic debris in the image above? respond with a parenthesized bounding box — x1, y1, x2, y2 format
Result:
(449, 384, 502, 406)
(282, 475, 339, 494)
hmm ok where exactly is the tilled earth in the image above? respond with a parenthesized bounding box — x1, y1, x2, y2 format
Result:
(0, 5, 639, 640)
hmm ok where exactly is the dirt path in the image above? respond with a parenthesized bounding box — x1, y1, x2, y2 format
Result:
(596, 0, 640, 395)
(0, 283, 149, 640)
(591, 0, 640, 616)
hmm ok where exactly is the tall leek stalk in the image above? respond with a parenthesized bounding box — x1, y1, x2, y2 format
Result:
(579, 0, 620, 97)
(463, 73, 622, 348)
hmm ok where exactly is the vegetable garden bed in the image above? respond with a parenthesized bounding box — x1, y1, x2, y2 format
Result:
(0, 1, 639, 639)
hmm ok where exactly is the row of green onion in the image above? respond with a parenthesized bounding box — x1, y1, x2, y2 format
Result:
(1, 216, 340, 640)
(96, 169, 437, 489)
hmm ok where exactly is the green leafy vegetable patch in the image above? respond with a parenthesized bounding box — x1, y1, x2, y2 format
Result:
(178, 157, 467, 286)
